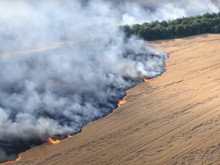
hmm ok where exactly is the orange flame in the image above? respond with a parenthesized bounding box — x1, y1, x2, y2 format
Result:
(15, 156, 21, 162)
(0, 156, 21, 165)
(67, 134, 74, 138)
(144, 78, 149, 82)
(48, 137, 61, 144)
(48, 134, 75, 145)
(164, 62, 168, 71)
(118, 98, 127, 107)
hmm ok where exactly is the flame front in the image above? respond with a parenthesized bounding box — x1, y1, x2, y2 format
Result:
(48, 134, 74, 145)
(144, 78, 149, 82)
(164, 62, 168, 71)
(15, 156, 21, 162)
(48, 137, 61, 144)
(67, 134, 74, 138)
(0, 156, 21, 165)
(118, 98, 127, 107)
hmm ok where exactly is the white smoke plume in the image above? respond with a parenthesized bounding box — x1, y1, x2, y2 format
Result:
(118, 0, 219, 24)
(0, 0, 218, 162)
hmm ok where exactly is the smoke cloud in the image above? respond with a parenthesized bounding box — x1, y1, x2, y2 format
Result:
(119, 0, 219, 24)
(0, 0, 218, 162)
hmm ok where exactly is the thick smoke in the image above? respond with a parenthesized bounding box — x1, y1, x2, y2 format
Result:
(0, 0, 218, 162)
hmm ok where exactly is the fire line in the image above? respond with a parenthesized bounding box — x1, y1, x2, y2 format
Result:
(67, 134, 74, 138)
(118, 98, 127, 107)
(144, 78, 149, 82)
(0, 156, 21, 165)
(2, 59, 168, 162)
(164, 61, 168, 71)
(48, 134, 75, 145)
(48, 137, 61, 144)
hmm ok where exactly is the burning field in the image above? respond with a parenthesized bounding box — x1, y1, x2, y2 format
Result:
(0, 25, 167, 163)
(10, 34, 220, 165)
(0, 0, 219, 164)
(0, 0, 169, 162)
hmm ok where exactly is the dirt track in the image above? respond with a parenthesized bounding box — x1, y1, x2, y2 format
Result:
(12, 34, 220, 165)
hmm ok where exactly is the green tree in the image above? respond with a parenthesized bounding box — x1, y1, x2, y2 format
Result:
(121, 12, 220, 41)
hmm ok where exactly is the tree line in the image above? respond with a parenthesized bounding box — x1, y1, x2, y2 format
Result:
(121, 12, 220, 41)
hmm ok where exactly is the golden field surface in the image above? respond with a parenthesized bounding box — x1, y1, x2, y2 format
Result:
(11, 34, 220, 165)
